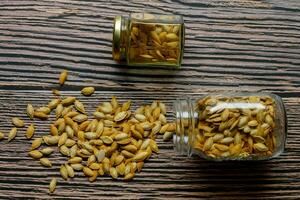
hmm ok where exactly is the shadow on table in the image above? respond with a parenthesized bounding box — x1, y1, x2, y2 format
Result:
(181, 160, 279, 198)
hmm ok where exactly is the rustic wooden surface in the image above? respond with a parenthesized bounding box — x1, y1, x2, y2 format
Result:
(0, 0, 299, 199)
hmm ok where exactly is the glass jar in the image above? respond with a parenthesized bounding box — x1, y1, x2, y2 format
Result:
(174, 93, 287, 161)
(112, 13, 185, 68)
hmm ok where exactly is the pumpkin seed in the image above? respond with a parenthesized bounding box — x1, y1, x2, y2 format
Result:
(27, 104, 34, 119)
(81, 87, 95, 96)
(49, 178, 57, 193)
(26, 124, 35, 139)
(40, 158, 52, 167)
(59, 70, 68, 85)
(8, 127, 17, 142)
(12, 117, 24, 127)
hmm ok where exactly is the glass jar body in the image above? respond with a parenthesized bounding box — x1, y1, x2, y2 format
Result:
(174, 93, 287, 161)
(113, 13, 185, 68)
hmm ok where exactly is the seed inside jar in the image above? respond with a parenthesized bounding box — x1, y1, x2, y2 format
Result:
(193, 96, 276, 159)
(129, 23, 182, 65)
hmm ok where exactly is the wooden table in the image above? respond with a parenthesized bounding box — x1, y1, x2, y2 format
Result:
(0, 0, 299, 199)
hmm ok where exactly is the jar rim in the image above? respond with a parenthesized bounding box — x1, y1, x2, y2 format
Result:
(112, 16, 122, 61)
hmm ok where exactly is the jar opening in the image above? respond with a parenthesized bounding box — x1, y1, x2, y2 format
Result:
(112, 16, 127, 62)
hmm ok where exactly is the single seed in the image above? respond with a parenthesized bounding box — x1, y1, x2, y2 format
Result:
(8, 127, 17, 142)
(49, 178, 57, 193)
(34, 111, 48, 120)
(26, 124, 35, 139)
(132, 151, 149, 162)
(56, 104, 63, 119)
(12, 117, 24, 127)
(69, 144, 78, 157)
(93, 111, 105, 119)
(110, 167, 118, 179)
(28, 150, 43, 159)
(124, 173, 134, 181)
(83, 167, 94, 177)
(58, 132, 68, 146)
(43, 135, 59, 146)
(61, 97, 76, 106)
(59, 145, 70, 156)
(50, 124, 58, 136)
(101, 136, 113, 144)
(52, 89, 61, 96)
(74, 100, 85, 113)
(254, 143, 269, 152)
(81, 87, 95, 96)
(41, 147, 54, 155)
(114, 133, 128, 141)
(27, 104, 34, 119)
(60, 165, 68, 180)
(40, 158, 52, 167)
(36, 107, 51, 114)
(31, 138, 43, 150)
(72, 114, 88, 123)
(203, 137, 213, 151)
(59, 70, 68, 86)
(48, 99, 60, 110)
(71, 163, 83, 171)
(114, 111, 127, 122)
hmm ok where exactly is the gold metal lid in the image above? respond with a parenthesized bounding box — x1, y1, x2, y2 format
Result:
(112, 16, 122, 61)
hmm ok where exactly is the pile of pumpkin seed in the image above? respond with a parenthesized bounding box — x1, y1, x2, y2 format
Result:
(0, 70, 175, 193)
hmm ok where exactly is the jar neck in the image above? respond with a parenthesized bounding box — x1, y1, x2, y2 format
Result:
(112, 16, 128, 62)
(174, 98, 197, 157)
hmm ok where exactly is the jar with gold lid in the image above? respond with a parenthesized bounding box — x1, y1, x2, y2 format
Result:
(174, 93, 287, 161)
(112, 13, 185, 68)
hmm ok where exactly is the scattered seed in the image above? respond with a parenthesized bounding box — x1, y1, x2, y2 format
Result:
(40, 158, 52, 167)
(29, 150, 43, 159)
(61, 97, 76, 106)
(27, 104, 34, 119)
(41, 147, 54, 155)
(34, 111, 48, 120)
(59, 70, 68, 86)
(12, 117, 24, 127)
(26, 124, 35, 139)
(81, 87, 95, 96)
(31, 138, 43, 150)
(49, 178, 57, 193)
(60, 165, 68, 180)
(8, 127, 17, 142)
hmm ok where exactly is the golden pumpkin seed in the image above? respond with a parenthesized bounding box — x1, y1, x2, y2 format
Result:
(40, 158, 52, 167)
(8, 127, 17, 142)
(60, 165, 68, 180)
(83, 167, 94, 177)
(74, 100, 85, 113)
(34, 111, 48, 120)
(29, 150, 43, 159)
(59, 70, 68, 85)
(26, 124, 35, 139)
(31, 138, 43, 150)
(12, 117, 24, 127)
(81, 87, 95, 96)
(27, 104, 34, 119)
(41, 147, 54, 155)
(49, 178, 57, 193)
(36, 106, 51, 114)
(61, 97, 76, 106)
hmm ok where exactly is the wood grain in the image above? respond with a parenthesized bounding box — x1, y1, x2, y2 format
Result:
(0, 0, 299, 199)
